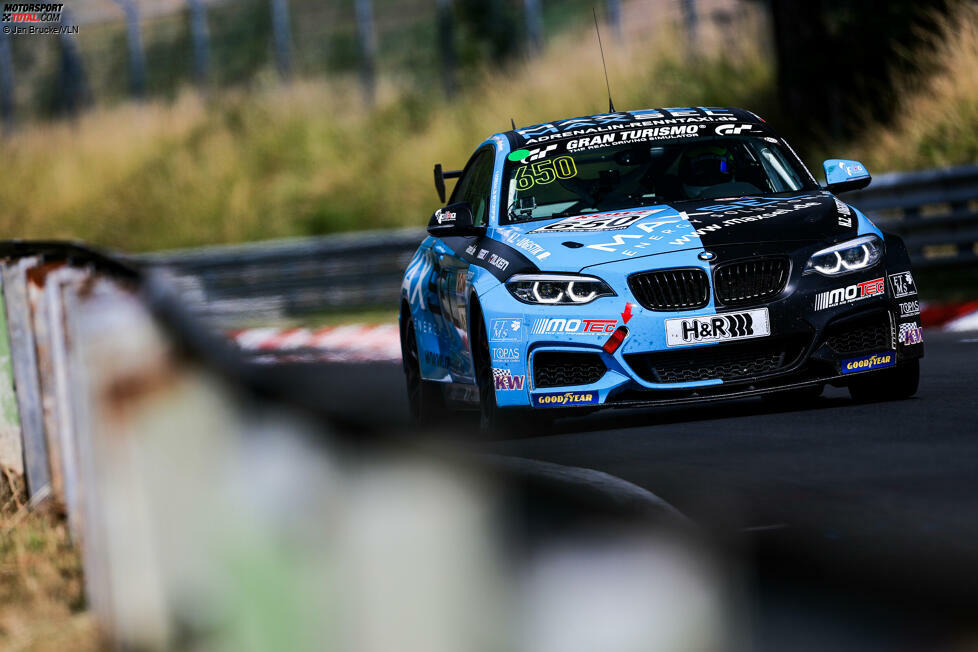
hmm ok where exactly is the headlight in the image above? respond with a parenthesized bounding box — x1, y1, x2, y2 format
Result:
(804, 235, 883, 276)
(506, 274, 616, 305)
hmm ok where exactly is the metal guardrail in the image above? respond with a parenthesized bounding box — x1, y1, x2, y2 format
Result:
(139, 165, 978, 327)
(847, 164, 978, 268)
(137, 227, 425, 325)
(0, 239, 700, 649)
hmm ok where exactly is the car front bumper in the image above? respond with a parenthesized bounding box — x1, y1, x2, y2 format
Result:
(484, 256, 924, 412)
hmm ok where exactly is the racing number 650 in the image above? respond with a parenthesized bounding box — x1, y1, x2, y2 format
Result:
(515, 155, 578, 190)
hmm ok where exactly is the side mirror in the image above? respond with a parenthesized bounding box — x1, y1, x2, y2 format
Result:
(427, 202, 482, 237)
(823, 159, 871, 193)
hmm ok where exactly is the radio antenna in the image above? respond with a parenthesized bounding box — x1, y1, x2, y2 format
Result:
(511, 117, 517, 130)
(593, 7, 615, 113)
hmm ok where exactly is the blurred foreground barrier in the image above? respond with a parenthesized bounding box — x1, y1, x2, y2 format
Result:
(848, 164, 978, 268)
(0, 239, 722, 650)
(139, 165, 978, 329)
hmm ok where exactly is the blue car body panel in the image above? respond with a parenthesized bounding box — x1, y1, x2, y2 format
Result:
(400, 107, 923, 413)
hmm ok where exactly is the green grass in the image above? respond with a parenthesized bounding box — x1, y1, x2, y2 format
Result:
(0, 493, 99, 651)
(0, 10, 775, 252)
(2, 4, 977, 253)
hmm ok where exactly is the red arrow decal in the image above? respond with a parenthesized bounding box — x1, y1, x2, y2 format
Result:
(621, 302, 634, 324)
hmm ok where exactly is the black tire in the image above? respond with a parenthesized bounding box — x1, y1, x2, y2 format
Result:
(848, 359, 920, 402)
(762, 384, 823, 407)
(401, 317, 445, 425)
(472, 314, 554, 437)
(473, 313, 505, 434)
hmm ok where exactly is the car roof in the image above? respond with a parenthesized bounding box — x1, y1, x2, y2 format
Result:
(499, 106, 765, 148)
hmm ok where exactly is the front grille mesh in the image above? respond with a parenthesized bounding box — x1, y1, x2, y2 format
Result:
(714, 258, 790, 306)
(624, 337, 808, 384)
(825, 312, 892, 354)
(533, 352, 606, 388)
(628, 268, 710, 311)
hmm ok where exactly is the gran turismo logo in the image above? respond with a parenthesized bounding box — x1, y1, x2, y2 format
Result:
(715, 124, 753, 135)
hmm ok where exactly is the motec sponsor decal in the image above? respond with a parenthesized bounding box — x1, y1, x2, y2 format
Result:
(530, 317, 618, 335)
(841, 352, 895, 375)
(492, 369, 525, 391)
(888, 271, 918, 298)
(533, 391, 599, 407)
(814, 277, 885, 311)
(665, 308, 771, 347)
(529, 208, 665, 234)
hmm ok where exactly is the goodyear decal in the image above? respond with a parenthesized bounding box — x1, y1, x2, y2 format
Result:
(840, 352, 895, 375)
(533, 391, 599, 407)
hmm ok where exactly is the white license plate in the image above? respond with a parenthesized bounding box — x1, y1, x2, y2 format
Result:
(665, 308, 771, 347)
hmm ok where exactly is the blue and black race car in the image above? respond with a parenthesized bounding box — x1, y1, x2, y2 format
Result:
(399, 107, 923, 430)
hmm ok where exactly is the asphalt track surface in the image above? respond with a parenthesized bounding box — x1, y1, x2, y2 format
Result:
(266, 331, 978, 644)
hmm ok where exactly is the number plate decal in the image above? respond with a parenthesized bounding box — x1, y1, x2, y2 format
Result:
(665, 308, 771, 347)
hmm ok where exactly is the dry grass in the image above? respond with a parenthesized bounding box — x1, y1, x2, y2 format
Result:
(851, 3, 978, 171)
(0, 11, 772, 252)
(0, 470, 101, 651)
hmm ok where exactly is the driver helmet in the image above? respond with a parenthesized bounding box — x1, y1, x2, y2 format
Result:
(679, 145, 736, 193)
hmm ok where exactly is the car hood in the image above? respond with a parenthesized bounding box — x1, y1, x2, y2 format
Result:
(491, 191, 858, 272)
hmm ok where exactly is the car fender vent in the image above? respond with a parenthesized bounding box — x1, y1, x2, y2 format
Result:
(824, 311, 892, 354)
(532, 351, 606, 388)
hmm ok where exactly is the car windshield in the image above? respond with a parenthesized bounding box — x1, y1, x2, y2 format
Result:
(502, 135, 818, 224)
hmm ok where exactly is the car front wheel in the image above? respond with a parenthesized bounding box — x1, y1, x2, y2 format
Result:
(848, 359, 920, 402)
(402, 317, 445, 424)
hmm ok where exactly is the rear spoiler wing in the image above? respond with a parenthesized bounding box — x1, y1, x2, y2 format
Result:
(434, 164, 463, 203)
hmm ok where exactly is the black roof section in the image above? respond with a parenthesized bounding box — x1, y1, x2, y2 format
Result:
(502, 106, 764, 148)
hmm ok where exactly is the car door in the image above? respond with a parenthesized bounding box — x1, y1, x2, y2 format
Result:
(431, 144, 496, 384)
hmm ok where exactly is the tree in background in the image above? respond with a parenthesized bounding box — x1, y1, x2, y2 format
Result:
(765, 0, 950, 147)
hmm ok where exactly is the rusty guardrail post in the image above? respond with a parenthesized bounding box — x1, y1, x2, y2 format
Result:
(2, 257, 51, 503)
(36, 265, 91, 535)
(0, 266, 23, 500)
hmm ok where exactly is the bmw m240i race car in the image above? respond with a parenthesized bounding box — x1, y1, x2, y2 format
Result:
(399, 107, 923, 430)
